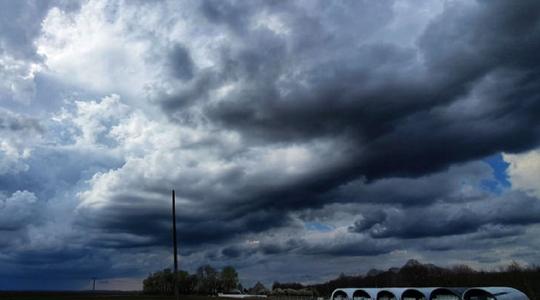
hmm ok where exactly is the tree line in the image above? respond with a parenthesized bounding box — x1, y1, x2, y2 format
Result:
(143, 260, 540, 299)
(283, 260, 540, 300)
(143, 264, 269, 295)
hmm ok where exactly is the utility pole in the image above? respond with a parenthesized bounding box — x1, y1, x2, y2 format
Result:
(92, 277, 96, 292)
(172, 190, 179, 300)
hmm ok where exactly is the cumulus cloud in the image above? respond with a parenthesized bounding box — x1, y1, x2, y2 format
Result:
(504, 150, 540, 198)
(0, 0, 78, 105)
(37, 2, 153, 100)
(0, 110, 42, 174)
(0, 54, 40, 104)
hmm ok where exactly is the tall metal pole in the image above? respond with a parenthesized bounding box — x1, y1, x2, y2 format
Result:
(172, 190, 179, 300)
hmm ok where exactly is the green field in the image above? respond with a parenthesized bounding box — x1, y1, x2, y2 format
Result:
(0, 293, 222, 300)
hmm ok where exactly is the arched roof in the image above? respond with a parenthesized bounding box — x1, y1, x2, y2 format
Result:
(377, 288, 406, 300)
(353, 289, 372, 298)
(410, 288, 436, 299)
(430, 287, 466, 300)
(401, 288, 429, 300)
(355, 288, 379, 299)
(463, 287, 529, 300)
(332, 289, 350, 300)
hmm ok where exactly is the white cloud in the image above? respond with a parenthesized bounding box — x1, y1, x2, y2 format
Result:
(37, 2, 155, 101)
(504, 149, 540, 198)
(0, 139, 31, 175)
(0, 110, 42, 175)
(0, 53, 40, 104)
(70, 94, 130, 147)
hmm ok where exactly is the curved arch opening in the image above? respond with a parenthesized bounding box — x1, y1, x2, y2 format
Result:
(378, 291, 397, 300)
(402, 289, 426, 300)
(353, 289, 371, 300)
(463, 289, 496, 300)
(334, 290, 349, 300)
(430, 288, 460, 300)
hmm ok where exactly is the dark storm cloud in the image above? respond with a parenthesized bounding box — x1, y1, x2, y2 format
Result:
(474, 224, 525, 241)
(349, 211, 387, 233)
(219, 235, 394, 259)
(413, 224, 526, 253)
(207, 43, 422, 143)
(355, 206, 485, 239)
(73, 0, 540, 259)
(199, 0, 252, 33)
(259, 239, 301, 255)
(219, 239, 299, 259)
(349, 191, 540, 239)
(335, 162, 492, 206)
(159, 69, 222, 114)
(73, 149, 521, 257)
(221, 246, 246, 258)
(115, 0, 540, 260)
(5, 248, 88, 266)
(160, 0, 540, 181)
(77, 192, 294, 249)
(301, 239, 396, 257)
(419, 0, 540, 80)
(0, 192, 40, 231)
(0, 245, 138, 283)
(168, 44, 194, 81)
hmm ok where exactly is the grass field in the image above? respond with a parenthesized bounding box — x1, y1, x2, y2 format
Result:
(0, 293, 220, 300)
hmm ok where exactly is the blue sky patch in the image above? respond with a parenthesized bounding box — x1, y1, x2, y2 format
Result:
(304, 222, 334, 232)
(482, 153, 511, 193)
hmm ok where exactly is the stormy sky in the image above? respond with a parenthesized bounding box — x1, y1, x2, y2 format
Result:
(1, 0, 540, 291)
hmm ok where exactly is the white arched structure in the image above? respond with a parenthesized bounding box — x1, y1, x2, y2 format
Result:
(402, 288, 431, 300)
(429, 288, 466, 300)
(353, 288, 378, 300)
(463, 287, 529, 300)
(331, 287, 528, 300)
(332, 289, 351, 300)
(331, 288, 378, 300)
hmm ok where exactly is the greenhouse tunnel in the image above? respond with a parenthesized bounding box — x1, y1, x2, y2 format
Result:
(378, 290, 397, 300)
(402, 289, 426, 300)
(429, 288, 462, 300)
(334, 290, 349, 300)
(353, 289, 372, 300)
(463, 287, 529, 300)
(463, 289, 496, 300)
